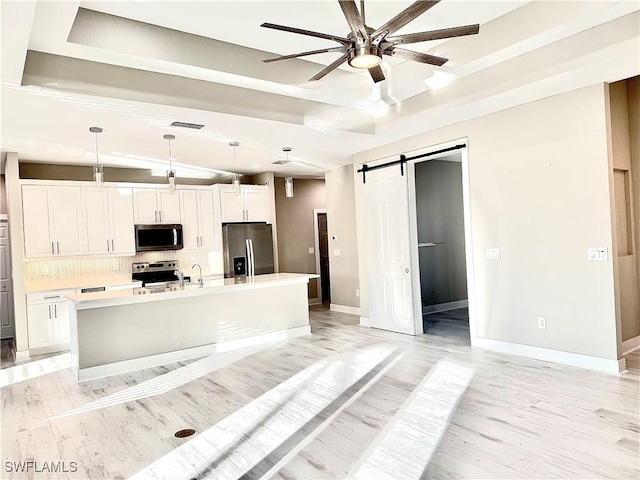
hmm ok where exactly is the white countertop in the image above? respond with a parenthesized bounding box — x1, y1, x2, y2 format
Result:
(67, 273, 319, 310)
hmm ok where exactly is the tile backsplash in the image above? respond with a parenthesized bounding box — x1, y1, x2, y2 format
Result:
(24, 250, 223, 282)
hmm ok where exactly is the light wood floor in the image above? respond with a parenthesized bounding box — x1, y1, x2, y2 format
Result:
(1, 306, 638, 479)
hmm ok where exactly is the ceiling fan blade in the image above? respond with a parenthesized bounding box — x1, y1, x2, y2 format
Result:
(309, 52, 350, 81)
(368, 65, 385, 83)
(385, 47, 448, 66)
(371, 0, 440, 40)
(385, 24, 479, 46)
(338, 0, 368, 40)
(261, 23, 351, 45)
(263, 47, 346, 63)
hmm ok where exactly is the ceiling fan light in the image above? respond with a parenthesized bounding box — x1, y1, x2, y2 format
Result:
(348, 46, 382, 69)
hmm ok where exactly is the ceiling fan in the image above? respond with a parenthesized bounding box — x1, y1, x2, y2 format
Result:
(261, 0, 479, 83)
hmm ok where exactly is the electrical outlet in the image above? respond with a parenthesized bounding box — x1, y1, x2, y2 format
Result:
(537, 317, 546, 330)
(334, 249, 341, 256)
(588, 247, 608, 261)
(355, 289, 360, 297)
(308, 247, 314, 254)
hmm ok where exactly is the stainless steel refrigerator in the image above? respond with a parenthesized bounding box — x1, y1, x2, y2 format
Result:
(222, 224, 275, 277)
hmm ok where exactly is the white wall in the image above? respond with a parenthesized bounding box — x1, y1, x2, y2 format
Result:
(354, 85, 619, 361)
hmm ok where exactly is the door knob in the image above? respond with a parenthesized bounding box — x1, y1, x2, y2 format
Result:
(405, 268, 410, 273)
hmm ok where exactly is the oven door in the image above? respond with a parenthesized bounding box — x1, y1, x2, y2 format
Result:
(135, 224, 183, 252)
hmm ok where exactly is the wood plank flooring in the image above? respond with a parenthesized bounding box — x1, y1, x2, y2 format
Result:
(1, 306, 638, 479)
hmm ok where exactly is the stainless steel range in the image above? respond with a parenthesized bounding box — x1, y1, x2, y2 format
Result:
(132, 261, 190, 288)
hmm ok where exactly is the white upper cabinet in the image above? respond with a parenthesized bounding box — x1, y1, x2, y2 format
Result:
(22, 185, 54, 257)
(22, 185, 82, 258)
(218, 185, 269, 223)
(108, 187, 136, 254)
(198, 190, 216, 249)
(179, 190, 199, 250)
(179, 189, 217, 250)
(81, 187, 110, 255)
(82, 187, 135, 255)
(133, 188, 181, 224)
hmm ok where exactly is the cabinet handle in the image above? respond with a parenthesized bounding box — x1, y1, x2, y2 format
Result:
(54, 304, 57, 318)
(154, 210, 158, 222)
(107, 239, 110, 252)
(51, 242, 55, 255)
(56, 241, 60, 255)
(159, 210, 162, 222)
(111, 239, 115, 251)
(48, 305, 52, 319)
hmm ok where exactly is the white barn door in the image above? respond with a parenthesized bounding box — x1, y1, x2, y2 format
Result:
(364, 165, 417, 335)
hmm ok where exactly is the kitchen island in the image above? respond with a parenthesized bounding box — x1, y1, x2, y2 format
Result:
(66, 273, 318, 381)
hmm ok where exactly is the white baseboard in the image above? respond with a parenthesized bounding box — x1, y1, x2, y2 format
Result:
(77, 325, 312, 382)
(622, 335, 640, 355)
(472, 337, 626, 375)
(14, 350, 31, 362)
(359, 317, 372, 327)
(330, 304, 361, 316)
(423, 300, 469, 315)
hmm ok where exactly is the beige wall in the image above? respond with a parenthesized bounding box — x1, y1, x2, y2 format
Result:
(325, 165, 360, 308)
(274, 178, 326, 299)
(354, 84, 620, 361)
(608, 80, 640, 342)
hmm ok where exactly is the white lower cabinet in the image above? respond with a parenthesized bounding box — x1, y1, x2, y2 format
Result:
(27, 290, 74, 351)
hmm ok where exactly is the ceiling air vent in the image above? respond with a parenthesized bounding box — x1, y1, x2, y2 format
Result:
(170, 121, 204, 130)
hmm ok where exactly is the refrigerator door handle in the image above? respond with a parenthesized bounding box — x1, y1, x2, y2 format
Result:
(249, 238, 255, 276)
(245, 239, 251, 276)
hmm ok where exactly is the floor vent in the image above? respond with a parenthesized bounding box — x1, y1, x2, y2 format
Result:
(174, 428, 196, 438)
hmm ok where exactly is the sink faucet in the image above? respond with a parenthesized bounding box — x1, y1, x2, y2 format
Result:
(174, 270, 185, 288)
(192, 264, 203, 287)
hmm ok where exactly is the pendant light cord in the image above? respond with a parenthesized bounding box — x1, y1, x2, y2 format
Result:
(95, 132, 99, 168)
(168, 138, 173, 171)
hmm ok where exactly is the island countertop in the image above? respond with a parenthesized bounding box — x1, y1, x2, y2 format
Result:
(66, 273, 319, 310)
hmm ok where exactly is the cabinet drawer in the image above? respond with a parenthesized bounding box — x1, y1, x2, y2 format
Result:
(26, 289, 76, 304)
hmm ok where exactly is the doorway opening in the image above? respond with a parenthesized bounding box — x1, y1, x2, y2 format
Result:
(314, 209, 331, 304)
(413, 152, 470, 345)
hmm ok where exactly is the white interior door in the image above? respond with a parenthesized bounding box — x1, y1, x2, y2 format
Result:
(365, 166, 417, 335)
(0, 222, 14, 339)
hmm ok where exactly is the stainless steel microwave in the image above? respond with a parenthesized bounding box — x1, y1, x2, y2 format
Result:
(134, 224, 183, 252)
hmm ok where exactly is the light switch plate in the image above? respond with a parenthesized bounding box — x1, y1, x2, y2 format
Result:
(486, 248, 501, 260)
(334, 249, 341, 256)
(588, 247, 608, 261)
(308, 247, 314, 254)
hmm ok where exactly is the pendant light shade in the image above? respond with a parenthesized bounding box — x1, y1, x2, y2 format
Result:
(230, 141, 241, 195)
(283, 147, 293, 198)
(164, 134, 177, 193)
(89, 127, 104, 190)
(284, 176, 294, 198)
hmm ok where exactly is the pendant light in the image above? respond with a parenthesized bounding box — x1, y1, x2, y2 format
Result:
(163, 134, 177, 193)
(89, 127, 104, 190)
(230, 141, 241, 195)
(283, 147, 293, 198)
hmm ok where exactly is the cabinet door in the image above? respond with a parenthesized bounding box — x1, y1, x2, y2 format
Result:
(198, 190, 216, 249)
(81, 187, 110, 255)
(179, 190, 199, 250)
(157, 190, 181, 223)
(219, 187, 246, 223)
(22, 186, 54, 258)
(244, 186, 269, 223)
(52, 301, 70, 344)
(51, 186, 83, 256)
(27, 303, 54, 348)
(133, 189, 159, 224)
(108, 187, 136, 254)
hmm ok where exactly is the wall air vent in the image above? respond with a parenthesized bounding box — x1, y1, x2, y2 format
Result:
(272, 160, 291, 165)
(170, 121, 204, 129)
